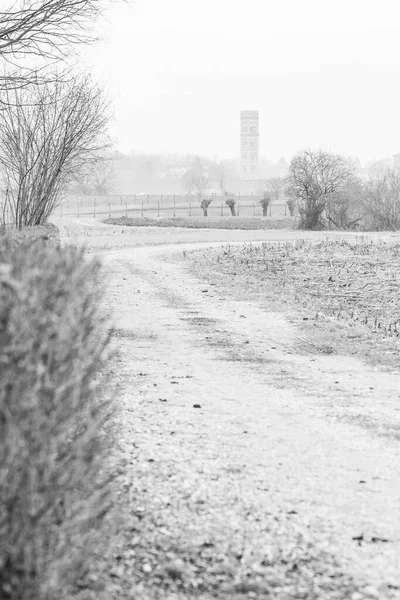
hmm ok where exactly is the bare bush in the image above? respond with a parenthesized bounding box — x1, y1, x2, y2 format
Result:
(360, 166, 400, 230)
(0, 75, 110, 228)
(287, 149, 354, 229)
(325, 176, 364, 230)
(0, 236, 113, 599)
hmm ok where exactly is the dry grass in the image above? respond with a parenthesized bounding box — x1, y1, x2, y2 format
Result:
(0, 233, 113, 599)
(184, 238, 400, 367)
(105, 215, 295, 230)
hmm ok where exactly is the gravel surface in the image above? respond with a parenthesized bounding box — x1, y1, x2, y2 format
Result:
(53, 217, 400, 600)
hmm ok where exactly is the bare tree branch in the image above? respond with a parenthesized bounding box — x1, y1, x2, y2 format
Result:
(0, 0, 121, 89)
(0, 75, 111, 227)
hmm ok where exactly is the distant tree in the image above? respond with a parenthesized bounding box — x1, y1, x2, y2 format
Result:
(184, 171, 211, 199)
(200, 197, 213, 217)
(70, 157, 117, 196)
(225, 192, 236, 216)
(259, 193, 271, 217)
(287, 149, 354, 229)
(257, 177, 285, 202)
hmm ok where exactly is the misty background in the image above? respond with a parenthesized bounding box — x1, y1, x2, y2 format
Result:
(75, 0, 400, 194)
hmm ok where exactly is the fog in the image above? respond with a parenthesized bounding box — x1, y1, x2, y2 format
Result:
(84, 0, 400, 163)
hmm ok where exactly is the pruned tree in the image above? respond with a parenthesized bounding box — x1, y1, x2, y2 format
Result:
(287, 149, 354, 229)
(224, 192, 236, 216)
(0, 0, 116, 89)
(0, 75, 110, 227)
(200, 197, 212, 217)
(259, 193, 271, 217)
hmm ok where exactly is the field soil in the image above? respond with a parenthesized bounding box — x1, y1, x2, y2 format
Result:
(53, 216, 400, 600)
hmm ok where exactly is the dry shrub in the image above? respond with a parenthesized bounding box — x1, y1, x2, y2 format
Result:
(0, 235, 113, 599)
(360, 166, 400, 230)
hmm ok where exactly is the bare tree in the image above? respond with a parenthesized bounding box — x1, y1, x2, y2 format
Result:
(71, 156, 117, 196)
(257, 177, 285, 201)
(184, 171, 211, 200)
(287, 149, 354, 229)
(360, 166, 400, 230)
(0, 0, 117, 89)
(0, 75, 110, 227)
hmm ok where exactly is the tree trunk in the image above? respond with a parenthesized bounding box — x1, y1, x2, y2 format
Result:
(262, 206, 268, 217)
(229, 205, 236, 216)
(202, 207, 208, 217)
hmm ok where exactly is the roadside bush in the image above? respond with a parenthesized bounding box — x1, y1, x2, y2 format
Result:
(360, 166, 400, 230)
(0, 235, 113, 599)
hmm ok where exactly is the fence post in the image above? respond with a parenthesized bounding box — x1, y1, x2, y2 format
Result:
(173, 195, 176, 217)
(221, 202, 223, 216)
(77, 202, 80, 218)
(189, 201, 191, 217)
(253, 203, 255, 217)
(285, 203, 287, 216)
(141, 202, 144, 218)
(269, 203, 272, 217)
(237, 202, 240, 217)
(158, 201, 160, 218)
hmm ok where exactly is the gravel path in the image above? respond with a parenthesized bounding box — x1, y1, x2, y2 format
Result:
(54, 217, 400, 599)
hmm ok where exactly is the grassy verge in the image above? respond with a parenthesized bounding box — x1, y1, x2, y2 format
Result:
(182, 239, 400, 369)
(105, 216, 295, 230)
(0, 232, 114, 599)
(0, 222, 60, 243)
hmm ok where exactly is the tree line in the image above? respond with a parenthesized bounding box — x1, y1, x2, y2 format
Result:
(286, 149, 400, 231)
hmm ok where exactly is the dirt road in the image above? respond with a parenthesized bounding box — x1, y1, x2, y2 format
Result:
(54, 217, 400, 599)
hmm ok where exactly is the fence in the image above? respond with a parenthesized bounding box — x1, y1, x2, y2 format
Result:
(1, 194, 290, 224)
(56, 194, 289, 219)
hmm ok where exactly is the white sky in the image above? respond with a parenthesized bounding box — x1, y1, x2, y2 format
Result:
(82, 0, 400, 163)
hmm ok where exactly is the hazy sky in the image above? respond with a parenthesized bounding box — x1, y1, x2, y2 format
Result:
(83, 0, 400, 163)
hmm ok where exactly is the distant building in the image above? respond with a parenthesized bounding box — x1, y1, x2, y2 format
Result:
(240, 110, 259, 179)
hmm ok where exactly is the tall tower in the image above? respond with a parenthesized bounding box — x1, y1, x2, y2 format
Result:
(240, 110, 259, 179)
